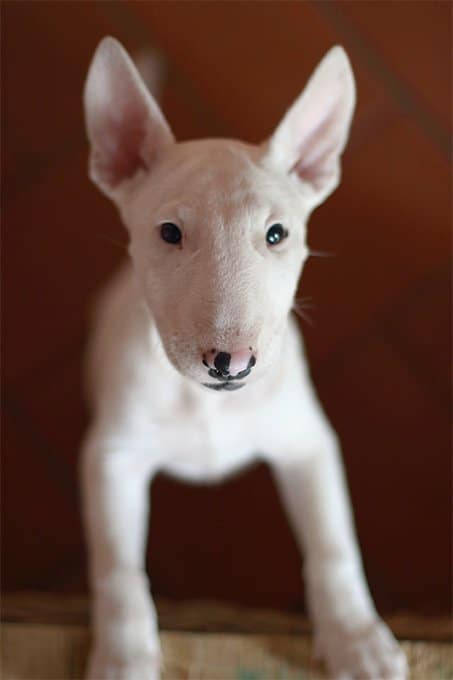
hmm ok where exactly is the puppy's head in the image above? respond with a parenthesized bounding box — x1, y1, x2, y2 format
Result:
(84, 38, 355, 391)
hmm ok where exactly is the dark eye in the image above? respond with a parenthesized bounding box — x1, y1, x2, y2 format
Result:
(160, 222, 182, 244)
(266, 223, 288, 246)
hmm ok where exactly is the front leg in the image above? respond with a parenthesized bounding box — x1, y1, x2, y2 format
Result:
(271, 428, 407, 679)
(81, 426, 160, 680)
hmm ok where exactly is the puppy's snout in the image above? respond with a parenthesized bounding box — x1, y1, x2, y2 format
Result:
(202, 348, 256, 381)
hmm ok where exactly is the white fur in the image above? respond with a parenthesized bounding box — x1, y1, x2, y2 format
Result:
(81, 37, 407, 680)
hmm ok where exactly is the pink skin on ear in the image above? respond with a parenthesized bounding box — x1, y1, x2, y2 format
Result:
(93, 116, 149, 189)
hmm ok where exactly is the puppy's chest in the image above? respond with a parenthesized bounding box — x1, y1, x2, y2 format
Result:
(156, 409, 257, 482)
(147, 387, 259, 481)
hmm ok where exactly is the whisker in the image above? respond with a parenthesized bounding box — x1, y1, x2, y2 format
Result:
(294, 296, 316, 310)
(95, 232, 128, 252)
(186, 248, 201, 263)
(308, 248, 336, 258)
(293, 299, 316, 327)
(295, 303, 316, 311)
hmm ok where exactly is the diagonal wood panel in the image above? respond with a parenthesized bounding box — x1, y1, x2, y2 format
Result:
(3, 150, 125, 385)
(128, 0, 393, 144)
(333, 0, 452, 133)
(299, 115, 450, 364)
(1, 409, 83, 589)
(387, 268, 451, 408)
(2, 2, 115, 193)
(318, 337, 451, 613)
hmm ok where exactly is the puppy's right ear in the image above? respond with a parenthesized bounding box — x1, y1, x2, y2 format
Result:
(84, 37, 174, 200)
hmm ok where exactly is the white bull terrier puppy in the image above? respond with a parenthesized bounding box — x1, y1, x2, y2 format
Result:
(81, 37, 407, 680)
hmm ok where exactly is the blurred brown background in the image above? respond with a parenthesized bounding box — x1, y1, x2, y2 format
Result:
(2, 1, 451, 616)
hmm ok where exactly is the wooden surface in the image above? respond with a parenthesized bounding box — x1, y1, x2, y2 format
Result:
(2, 624, 453, 680)
(2, 594, 452, 679)
(2, 593, 452, 643)
(2, 0, 451, 615)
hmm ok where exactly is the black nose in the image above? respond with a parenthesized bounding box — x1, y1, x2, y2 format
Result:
(214, 352, 231, 376)
(202, 349, 256, 382)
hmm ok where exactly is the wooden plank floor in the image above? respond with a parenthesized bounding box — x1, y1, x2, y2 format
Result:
(2, 595, 452, 679)
(3, 625, 453, 680)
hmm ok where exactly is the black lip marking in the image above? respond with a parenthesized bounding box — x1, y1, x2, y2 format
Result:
(208, 368, 226, 381)
(203, 382, 245, 391)
(205, 354, 256, 381)
(235, 366, 251, 380)
(208, 367, 250, 382)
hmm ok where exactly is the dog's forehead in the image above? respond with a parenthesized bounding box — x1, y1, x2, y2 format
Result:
(154, 139, 300, 219)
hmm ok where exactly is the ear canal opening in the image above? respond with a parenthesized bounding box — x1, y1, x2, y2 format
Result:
(91, 116, 150, 190)
(289, 107, 345, 191)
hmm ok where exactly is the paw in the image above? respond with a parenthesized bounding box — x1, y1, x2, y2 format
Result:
(86, 647, 161, 680)
(314, 618, 408, 679)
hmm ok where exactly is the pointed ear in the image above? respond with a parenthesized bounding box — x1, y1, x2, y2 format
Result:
(83, 37, 174, 200)
(263, 46, 356, 207)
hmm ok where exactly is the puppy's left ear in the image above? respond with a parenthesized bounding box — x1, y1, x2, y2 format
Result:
(263, 46, 355, 208)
